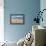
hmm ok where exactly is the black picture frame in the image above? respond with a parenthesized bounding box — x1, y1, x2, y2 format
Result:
(10, 14, 25, 24)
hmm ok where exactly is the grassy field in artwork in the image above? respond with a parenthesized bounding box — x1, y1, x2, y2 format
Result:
(11, 19, 23, 23)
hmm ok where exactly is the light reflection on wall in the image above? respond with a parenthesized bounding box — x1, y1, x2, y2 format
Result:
(0, 0, 4, 42)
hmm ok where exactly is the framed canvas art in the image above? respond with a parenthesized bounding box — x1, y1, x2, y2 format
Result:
(10, 14, 25, 24)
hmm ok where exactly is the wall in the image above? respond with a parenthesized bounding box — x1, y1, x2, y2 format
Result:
(40, 0, 46, 27)
(4, 0, 40, 42)
(0, 0, 4, 42)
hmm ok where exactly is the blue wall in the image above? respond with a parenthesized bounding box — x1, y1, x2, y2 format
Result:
(4, 0, 40, 42)
(40, 0, 46, 27)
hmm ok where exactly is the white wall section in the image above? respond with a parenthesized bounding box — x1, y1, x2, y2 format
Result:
(0, 0, 4, 42)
